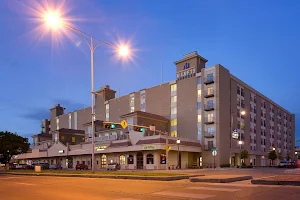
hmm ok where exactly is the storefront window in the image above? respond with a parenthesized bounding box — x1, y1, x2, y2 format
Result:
(160, 153, 166, 164)
(147, 154, 154, 164)
(120, 155, 126, 165)
(128, 155, 134, 164)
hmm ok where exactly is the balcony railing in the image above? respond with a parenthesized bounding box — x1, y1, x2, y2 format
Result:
(204, 117, 215, 124)
(204, 77, 214, 84)
(204, 90, 214, 98)
(204, 131, 215, 138)
(204, 145, 216, 151)
(204, 104, 214, 111)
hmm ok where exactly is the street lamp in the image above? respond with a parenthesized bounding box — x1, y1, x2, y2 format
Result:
(43, 10, 130, 173)
(176, 139, 180, 169)
(230, 110, 246, 165)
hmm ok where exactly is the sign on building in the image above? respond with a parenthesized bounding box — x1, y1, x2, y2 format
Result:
(232, 129, 239, 139)
(176, 62, 196, 80)
(143, 145, 155, 150)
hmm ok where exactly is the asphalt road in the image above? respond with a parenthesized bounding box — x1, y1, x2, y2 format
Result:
(1, 169, 300, 200)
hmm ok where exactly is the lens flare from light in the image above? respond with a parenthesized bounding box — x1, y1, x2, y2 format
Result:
(118, 45, 129, 57)
(44, 11, 63, 30)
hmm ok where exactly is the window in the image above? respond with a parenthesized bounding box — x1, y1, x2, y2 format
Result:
(72, 137, 75, 143)
(241, 88, 244, 97)
(207, 141, 214, 150)
(171, 119, 177, 126)
(240, 122, 245, 130)
(237, 98, 241, 106)
(105, 113, 109, 119)
(56, 117, 59, 130)
(160, 153, 166, 164)
(207, 113, 213, 122)
(207, 87, 213, 95)
(171, 130, 177, 137)
(147, 154, 154, 164)
(130, 106, 134, 112)
(171, 96, 177, 103)
(171, 107, 177, 115)
(69, 114, 72, 129)
(127, 155, 134, 164)
(130, 97, 134, 103)
(197, 77, 201, 84)
(170, 84, 177, 92)
(141, 103, 146, 110)
(119, 155, 126, 165)
(197, 89, 201, 97)
(88, 126, 92, 137)
(61, 135, 65, 141)
(197, 102, 201, 110)
(207, 127, 214, 134)
(105, 104, 109, 110)
(198, 114, 201, 123)
(207, 73, 213, 81)
(237, 86, 240, 95)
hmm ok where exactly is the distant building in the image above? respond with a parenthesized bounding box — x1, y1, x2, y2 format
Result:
(15, 51, 295, 169)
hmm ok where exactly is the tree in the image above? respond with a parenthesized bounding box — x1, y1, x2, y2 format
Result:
(268, 150, 277, 166)
(240, 149, 249, 165)
(0, 131, 30, 163)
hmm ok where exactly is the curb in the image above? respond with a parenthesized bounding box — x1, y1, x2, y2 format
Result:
(189, 175, 253, 183)
(1, 172, 199, 181)
(251, 179, 300, 186)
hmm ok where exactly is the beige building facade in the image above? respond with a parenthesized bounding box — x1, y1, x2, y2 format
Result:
(15, 51, 295, 168)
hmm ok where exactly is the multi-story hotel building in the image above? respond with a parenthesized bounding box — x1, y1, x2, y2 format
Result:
(15, 51, 295, 169)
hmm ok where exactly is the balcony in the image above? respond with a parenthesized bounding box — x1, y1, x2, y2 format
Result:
(204, 131, 215, 138)
(204, 77, 214, 85)
(204, 103, 214, 111)
(204, 90, 214, 98)
(204, 117, 215, 124)
(204, 145, 216, 151)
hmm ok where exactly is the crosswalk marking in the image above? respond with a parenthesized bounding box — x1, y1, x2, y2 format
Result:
(187, 186, 241, 192)
(153, 191, 216, 199)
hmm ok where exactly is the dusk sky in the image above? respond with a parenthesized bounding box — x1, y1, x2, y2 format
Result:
(0, 0, 299, 144)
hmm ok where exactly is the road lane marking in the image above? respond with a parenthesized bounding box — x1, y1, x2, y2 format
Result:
(115, 198, 139, 200)
(187, 186, 241, 192)
(13, 182, 36, 186)
(202, 183, 259, 187)
(153, 191, 215, 199)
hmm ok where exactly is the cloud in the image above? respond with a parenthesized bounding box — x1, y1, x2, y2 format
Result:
(21, 107, 49, 121)
(51, 99, 86, 113)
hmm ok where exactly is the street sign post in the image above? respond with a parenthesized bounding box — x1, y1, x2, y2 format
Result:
(120, 120, 128, 129)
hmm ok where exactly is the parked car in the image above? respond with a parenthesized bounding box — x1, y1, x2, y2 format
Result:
(50, 164, 62, 170)
(278, 161, 289, 168)
(15, 164, 27, 169)
(106, 163, 121, 171)
(287, 161, 297, 168)
(24, 164, 35, 170)
(36, 163, 50, 170)
(76, 164, 88, 170)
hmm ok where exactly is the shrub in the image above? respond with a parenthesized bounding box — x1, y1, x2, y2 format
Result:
(220, 164, 230, 168)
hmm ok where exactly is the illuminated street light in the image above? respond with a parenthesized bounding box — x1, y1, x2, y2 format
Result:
(177, 139, 181, 169)
(238, 140, 243, 145)
(41, 8, 131, 173)
(273, 147, 276, 151)
(240, 110, 246, 116)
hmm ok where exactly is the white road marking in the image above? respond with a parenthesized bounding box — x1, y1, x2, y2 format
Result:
(202, 183, 259, 187)
(153, 191, 215, 199)
(260, 175, 276, 179)
(115, 198, 139, 200)
(187, 186, 241, 192)
(13, 182, 36, 186)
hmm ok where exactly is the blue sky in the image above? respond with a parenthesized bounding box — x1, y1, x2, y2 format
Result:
(0, 0, 299, 144)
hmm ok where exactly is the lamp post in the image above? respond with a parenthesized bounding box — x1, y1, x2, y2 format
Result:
(176, 139, 181, 169)
(42, 11, 130, 173)
(230, 110, 246, 166)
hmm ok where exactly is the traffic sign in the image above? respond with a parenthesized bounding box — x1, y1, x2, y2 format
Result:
(211, 147, 216, 151)
(120, 120, 128, 129)
(166, 145, 171, 151)
(212, 150, 217, 156)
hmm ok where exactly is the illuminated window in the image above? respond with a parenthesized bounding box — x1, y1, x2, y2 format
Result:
(105, 113, 109, 119)
(170, 84, 177, 92)
(198, 114, 201, 123)
(72, 137, 75, 143)
(171, 130, 177, 137)
(105, 104, 109, 110)
(197, 89, 201, 97)
(130, 96, 135, 103)
(61, 136, 65, 141)
(171, 107, 177, 115)
(208, 113, 214, 122)
(130, 106, 135, 112)
(171, 96, 177, 103)
(119, 155, 126, 165)
(207, 87, 213, 95)
(56, 117, 59, 130)
(160, 154, 166, 164)
(171, 119, 177, 126)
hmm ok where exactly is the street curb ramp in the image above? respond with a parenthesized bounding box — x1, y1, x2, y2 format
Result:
(251, 179, 300, 186)
(189, 175, 253, 183)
